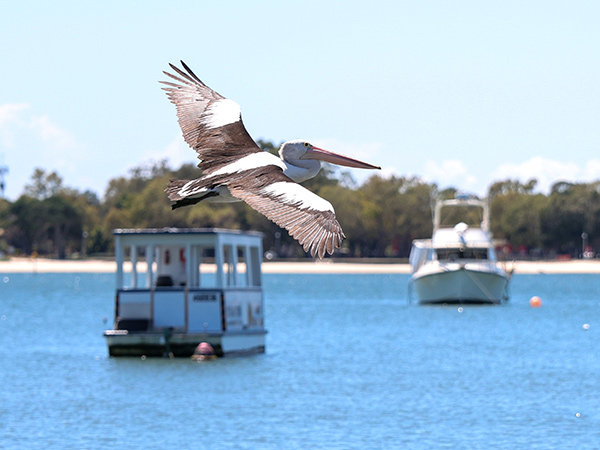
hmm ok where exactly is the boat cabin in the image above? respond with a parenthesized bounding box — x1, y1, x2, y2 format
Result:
(432, 224, 498, 261)
(104, 228, 267, 357)
(410, 224, 498, 272)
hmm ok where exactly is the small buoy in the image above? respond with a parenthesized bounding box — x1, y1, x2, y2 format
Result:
(529, 296, 542, 307)
(192, 342, 216, 361)
(576, 412, 581, 418)
(583, 323, 590, 330)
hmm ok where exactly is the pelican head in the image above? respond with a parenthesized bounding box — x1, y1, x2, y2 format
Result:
(279, 139, 381, 183)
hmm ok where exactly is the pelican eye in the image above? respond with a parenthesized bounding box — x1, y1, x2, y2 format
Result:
(303, 142, 310, 147)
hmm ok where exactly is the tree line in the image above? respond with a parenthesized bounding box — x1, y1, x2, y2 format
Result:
(1, 142, 598, 260)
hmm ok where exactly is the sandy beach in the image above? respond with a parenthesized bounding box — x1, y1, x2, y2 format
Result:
(1, 257, 600, 274)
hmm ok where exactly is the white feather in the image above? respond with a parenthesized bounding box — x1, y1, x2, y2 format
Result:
(261, 182, 334, 212)
(205, 152, 286, 179)
(202, 99, 241, 129)
(180, 183, 207, 197)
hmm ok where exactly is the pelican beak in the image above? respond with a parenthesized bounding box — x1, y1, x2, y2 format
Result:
(301, 146, 381, 170)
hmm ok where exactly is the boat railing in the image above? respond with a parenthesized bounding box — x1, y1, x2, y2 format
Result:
(434, 197, 490, 232)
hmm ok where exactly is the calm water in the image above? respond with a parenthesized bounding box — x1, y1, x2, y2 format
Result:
(1, 271, 599, 449)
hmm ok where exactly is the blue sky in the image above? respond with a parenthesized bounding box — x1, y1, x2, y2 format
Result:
(1, 0, 599, 200)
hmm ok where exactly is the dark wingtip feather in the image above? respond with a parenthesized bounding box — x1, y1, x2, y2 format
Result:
(179, 60, 203, 84)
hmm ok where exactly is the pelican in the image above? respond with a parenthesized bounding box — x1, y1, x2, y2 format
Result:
(161, 61, 381, 258)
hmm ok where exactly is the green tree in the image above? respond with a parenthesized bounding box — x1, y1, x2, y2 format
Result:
(23, 168, 65, 200)
(318, 183, 365, 256)
(355, 175, 436, 257)
(7, 196, 47, 254)
(6, 169, 95, 258)
(102, 160, 176, 234)
(14, 143, 600, 260)
(540, 182, 600, 256)
(43, 194, 83, 259)
(488, 179, 546, 256)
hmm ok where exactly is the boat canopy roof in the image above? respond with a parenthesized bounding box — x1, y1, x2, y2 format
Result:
(114, 227, 263, 237)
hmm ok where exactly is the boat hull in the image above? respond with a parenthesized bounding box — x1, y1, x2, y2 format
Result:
(104, 329, 267, 357)
(410, 265, 509, 304)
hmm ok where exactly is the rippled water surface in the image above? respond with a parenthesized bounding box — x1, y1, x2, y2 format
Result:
(1, 271, 599, 449)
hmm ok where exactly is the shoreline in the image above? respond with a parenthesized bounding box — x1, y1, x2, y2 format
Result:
(1, 257, 600, 274)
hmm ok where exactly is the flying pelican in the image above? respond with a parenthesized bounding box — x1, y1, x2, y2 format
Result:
(161, 61, 381, 258)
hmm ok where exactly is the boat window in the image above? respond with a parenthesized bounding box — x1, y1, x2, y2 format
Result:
(114, 233, 263, 291)
(216, 244, 262, 288)
(438, 205, 484, 229)
(118, 245, 155, 289)
(222, 245, 234, 287)
(437, 248, 489, 260)
(236, 246, 248, 287)
(249, 245, 261, 287)
(192, 246, 218, 288)
(154, 245, 187, 288)
(186, 244, 261, 289)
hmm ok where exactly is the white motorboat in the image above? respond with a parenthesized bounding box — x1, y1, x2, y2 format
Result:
(408, 195, 510, 304)
(104, 228, 267, 357)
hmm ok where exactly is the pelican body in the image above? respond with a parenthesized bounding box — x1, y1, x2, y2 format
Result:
(161, 61, 380, 258)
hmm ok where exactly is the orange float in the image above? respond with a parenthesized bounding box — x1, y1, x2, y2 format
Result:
(529, 296, 542, 308)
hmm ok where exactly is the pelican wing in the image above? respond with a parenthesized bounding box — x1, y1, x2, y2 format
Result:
(226, 168, 345, 259)
(160, 61, 261, 173)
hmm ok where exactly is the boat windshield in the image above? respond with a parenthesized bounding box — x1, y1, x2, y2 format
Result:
(438, 205, 484, 229)
(436, 248, 491, 261)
